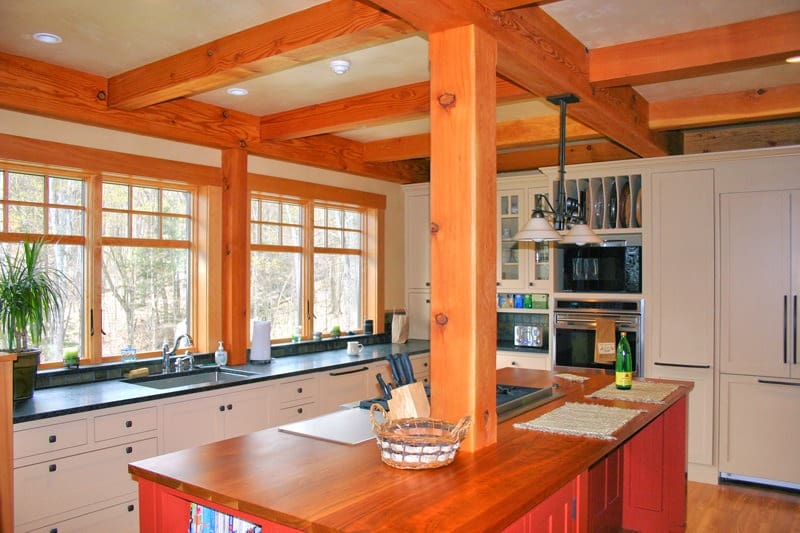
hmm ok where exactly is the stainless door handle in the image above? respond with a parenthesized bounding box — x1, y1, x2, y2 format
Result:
(793, 295, 797, 365)
(653, 362, 711, 369)
(783, 295, 789, 364)
(758, 379, 800, 387)
(329, 366, 369, 376)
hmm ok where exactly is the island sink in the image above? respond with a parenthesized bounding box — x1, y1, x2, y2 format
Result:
(123, 367, 258, 390)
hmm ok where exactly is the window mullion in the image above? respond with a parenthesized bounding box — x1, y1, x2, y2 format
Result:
(302, 199, 315, 338)
(87, 174, 104, 365)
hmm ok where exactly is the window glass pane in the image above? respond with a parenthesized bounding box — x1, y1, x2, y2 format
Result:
(9, 205, 44, 233)
(0, 171, 4, 200)
(8, 172, 44, 202)
(283, 226, 301, 246)
(49, 208, 83, 236)
(162, 216, 189, 240)
(250, 223, 259, 244)
(262, 201, 280, 223)
(313, 228, 325, 247)
(49, 177, 84, 206)
(162, 190, 190, 215)
(250, 251, 301, 340)
(314, 207, 325, 226)
(250, 199, 259, 220)
(344, 231, 360, 249)
(132, 186, 159, 212)
(344, 210, 361, 230)
(282, 203, 301, 224)
(0, 243, 84, 364)
(314, 253, 360, 332)
(261, 224, 280, 245)
(103, 183, 128, 209)
(132, 214, 159, 239)
(327, 229, 342, 248)
(103, 212, 128, 237)
(326, 209, 343, 228)
(101, 246, 190, 355)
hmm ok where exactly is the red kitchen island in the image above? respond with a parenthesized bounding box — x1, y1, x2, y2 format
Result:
(129, 368, 691, 532)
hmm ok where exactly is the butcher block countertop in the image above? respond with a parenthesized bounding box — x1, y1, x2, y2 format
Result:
(129, 368, 692, 532)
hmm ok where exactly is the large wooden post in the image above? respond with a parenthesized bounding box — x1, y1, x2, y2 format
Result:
(221, 148, 249, 364)
(429, 24, 498, 451)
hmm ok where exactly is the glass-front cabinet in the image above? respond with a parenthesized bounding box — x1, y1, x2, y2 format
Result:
(498, 190, 524, 288)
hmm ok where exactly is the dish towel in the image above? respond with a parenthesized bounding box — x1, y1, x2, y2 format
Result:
(594, 318, 616, 364)
(514, 402, 644, 440)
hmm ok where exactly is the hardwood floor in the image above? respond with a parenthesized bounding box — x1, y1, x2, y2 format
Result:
(687, 481, 800, 532)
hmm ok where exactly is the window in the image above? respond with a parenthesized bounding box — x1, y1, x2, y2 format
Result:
(250, 195, 365, 341)
(100, 181, 193, 357)
(0, 166, 85, 364)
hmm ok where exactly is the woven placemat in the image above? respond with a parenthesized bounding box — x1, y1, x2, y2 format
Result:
(586, 381, 680, 404)
(514, 402, 644, 440)
(554, 372, 589, 382)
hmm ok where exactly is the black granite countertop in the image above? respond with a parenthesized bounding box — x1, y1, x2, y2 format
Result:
(13, 340, 430, 424)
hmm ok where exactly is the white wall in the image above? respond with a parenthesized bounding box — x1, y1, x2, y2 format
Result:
(0, 109, 407, 310)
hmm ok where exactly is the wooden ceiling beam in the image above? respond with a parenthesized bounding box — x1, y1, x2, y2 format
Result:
(497, 141, 637, 172)
(370, 0, 668, 158)
(364, 114, 599, 161)
(107, 0, 416, 111)
(260, 77, 531, 140)
(0, 52, 427, 183)
(650, 84, 800, 130)
(591, 11, 800, 88)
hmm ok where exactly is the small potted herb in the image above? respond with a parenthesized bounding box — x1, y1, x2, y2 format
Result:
(330, 325, 341, 339)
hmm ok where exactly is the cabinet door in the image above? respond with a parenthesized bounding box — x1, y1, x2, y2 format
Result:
(527, 187, 552, 291)
(498, 189, 527, 289)
(648, 169, 714, 368)
(161, 395, 225, 453)
(719, 374, 800, 486)
(720, 191, 792, 377)
(405, 190, 430, 290)
(318, 365, 372, 412)
(366, 359, 393, 398)
(224, 386, 272, 439)
(31, 499, 139, 533)
(407, 290, 431, 340)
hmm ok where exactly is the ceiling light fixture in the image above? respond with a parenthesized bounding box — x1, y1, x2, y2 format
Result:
(329, 59, 351, 75)
(226, 87, 248, 96)
(786, 55, 800, 64)
(33, 32, 63, 44)
(514, 94, 602, 246)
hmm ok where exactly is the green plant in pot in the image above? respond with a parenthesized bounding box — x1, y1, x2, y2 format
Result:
(0, 239, 68, 400)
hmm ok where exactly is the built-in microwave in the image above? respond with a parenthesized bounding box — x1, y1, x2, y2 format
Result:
(560, 242, 641, 293)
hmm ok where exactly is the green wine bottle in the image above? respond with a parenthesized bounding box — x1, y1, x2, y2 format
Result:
(615, 332, 633, 390)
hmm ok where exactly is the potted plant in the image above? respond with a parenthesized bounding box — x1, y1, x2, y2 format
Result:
(0, 238, 69, 400)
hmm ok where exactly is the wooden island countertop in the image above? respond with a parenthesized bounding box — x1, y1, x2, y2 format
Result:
(129, 368, 692, 532)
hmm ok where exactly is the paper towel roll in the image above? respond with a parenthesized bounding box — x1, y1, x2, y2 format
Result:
(251, 320, 271, 363)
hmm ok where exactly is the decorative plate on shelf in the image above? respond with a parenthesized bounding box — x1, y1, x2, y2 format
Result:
(635, 189, 642, 227)
(607, 182, 617, 229)
(593, 195, 604, 229)
(620, 183, 630, 229)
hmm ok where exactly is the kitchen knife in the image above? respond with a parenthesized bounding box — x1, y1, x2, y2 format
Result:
(376, 373, 392, 399)
(399, 353, 416, 383)
(391, 353, 407, 385)
(387, 354, 402, 385)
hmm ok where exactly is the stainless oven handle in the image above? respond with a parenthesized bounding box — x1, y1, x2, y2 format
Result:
(555, 318, 639, 329)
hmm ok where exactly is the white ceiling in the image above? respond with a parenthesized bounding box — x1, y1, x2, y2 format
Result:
(0, 0, 798, 143)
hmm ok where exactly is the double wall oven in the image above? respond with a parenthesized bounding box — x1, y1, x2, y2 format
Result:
(553, 298, 644, 375)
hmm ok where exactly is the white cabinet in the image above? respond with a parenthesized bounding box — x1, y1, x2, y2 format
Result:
(496, 352, 551, 370)
(271, 375, 319, 426)
(404, 183, 431, 339)
(719, 374, 800, 487)
(318, 364, 374, 412)
(720, 189, 800, 378)
(161, 383, 271, 453)
(24, 499, 139, 533)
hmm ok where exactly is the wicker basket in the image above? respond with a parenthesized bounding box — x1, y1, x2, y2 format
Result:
(369, 404, 472, 470)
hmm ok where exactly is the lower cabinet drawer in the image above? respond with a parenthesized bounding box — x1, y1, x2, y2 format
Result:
(276, 377, 317, 404)
(14, 419, 88, 460)
(15, 438, 157, 526)
(24, 499, 139, 533)
(94, 406, 157, 442)
(273, 401, 318, 426)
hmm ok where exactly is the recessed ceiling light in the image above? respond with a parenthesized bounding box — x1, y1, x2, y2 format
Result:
(33, 32, 63, 44)
(329, 59, 351, 75)
(226, 87, 248, 96)
(786, 55, 800, 64)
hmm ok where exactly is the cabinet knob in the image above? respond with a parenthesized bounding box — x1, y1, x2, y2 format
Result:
(49, 464, 57, 472)
(50, 529, 58, 533)
(425, 299, 430, 304)
(226, 404, 233, 411)
(125, 420, 133, 428)
(297, 407, 303, 414)
(219, 405, 225, 412)
(127, 504, 135, 513)
(511, 361, 517, 366)
(425, 282, 430, 287)
(296, 387, 303, 394)
(496, 282, 500, 286)
(528, 282, 533, 286)
(125, 446, 133, 454)
(48, 434, 56, 443)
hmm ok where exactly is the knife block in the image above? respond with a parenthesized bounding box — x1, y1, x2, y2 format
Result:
(387, 382, 430, 419)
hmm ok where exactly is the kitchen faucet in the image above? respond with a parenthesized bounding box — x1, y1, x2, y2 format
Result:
(162, 333, 194, 374)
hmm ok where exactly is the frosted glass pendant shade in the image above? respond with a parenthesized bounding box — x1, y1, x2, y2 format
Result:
(560, 223, 603, 245)
(513, 216, 561, 242)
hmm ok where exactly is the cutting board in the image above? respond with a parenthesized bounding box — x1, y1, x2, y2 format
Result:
(278, 408, 378, 445)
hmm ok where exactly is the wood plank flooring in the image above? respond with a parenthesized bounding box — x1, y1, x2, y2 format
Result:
(687, 481, 800, 532)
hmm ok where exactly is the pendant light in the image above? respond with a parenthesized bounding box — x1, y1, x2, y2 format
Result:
(513, 94, 602, 246)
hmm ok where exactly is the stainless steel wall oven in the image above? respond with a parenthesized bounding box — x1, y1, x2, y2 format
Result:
(553, 299, 644, 375)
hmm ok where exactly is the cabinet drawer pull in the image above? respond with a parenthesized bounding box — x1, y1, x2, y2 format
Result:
(425, 281, 430, 287)
(127, 504, 135, 512)
(426, 299, 430, 304)
(296, 407, 303, 414)
(227, 404, 233, 410)
(125, 446, 133, 454)
(219, 405, 225, 412)
(125, 420, 133, 428)
(49, 464, 57, 472)
(48, 434, 57, 443)
(329, 366, 368, 376)
(296, 387, 303, 394)
(653, 362, 711, 369)
(758, 379, 800, 387)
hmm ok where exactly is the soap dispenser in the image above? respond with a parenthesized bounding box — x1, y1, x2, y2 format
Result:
(214, 341, 228, 366)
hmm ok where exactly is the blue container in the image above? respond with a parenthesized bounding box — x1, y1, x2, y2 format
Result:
(514, 294, 524, 308)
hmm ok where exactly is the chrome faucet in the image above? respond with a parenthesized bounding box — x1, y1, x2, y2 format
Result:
(174, 351, 194, 373)
(162, 333, 194, 374)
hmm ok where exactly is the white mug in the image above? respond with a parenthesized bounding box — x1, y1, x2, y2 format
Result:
(347, 341, 363, 355)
